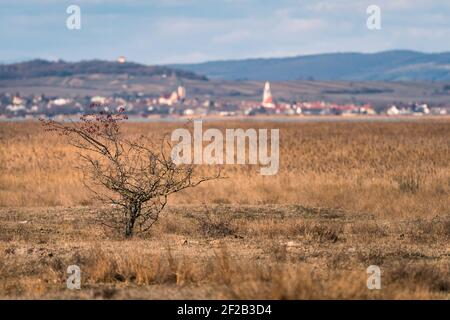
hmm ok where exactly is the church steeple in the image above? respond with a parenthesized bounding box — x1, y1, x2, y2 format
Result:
(262, 81, 275, 108)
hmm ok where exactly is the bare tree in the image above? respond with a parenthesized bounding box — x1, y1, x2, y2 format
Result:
(42, 106, 220, 237)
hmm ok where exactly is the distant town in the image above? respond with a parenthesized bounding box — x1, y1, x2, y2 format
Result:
(1, 80, 448, 120)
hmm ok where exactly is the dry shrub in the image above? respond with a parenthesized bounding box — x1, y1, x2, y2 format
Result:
(350, 222, 389, 238)
(326, 249, 353, 269)
(295, 205, 345, 219)
(357, 248, 386, 266)
(0, 224, 14, 242)
(394, 173, 423, 194)
(0, 251, 64, 297)
(445, 219, 450, 237)
(155, 214, 196, 236)
(237, 219, 342, 242)
(81, 247, 178, 285)
(387, 262, 450, 293)
(305, 224, 341, 243)
(238, 219, 293, 239)
(262, 242, 289, 262)
(407, 218, 450, 243)
(196, 205, 236, 238)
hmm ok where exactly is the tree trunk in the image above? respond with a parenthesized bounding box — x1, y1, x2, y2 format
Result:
(125, 218, 134, 238)
(125, 202, 140, 238)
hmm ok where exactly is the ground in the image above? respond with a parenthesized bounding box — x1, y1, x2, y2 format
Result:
(0, 204, 448, 299)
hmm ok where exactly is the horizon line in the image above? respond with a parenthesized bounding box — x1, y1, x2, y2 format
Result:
(2, 49, 450, 67)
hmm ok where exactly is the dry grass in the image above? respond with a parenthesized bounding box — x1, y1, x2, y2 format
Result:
(1, 120, 449, 219)
(0, 119, 449, 299)
(0, 205, 448, 299)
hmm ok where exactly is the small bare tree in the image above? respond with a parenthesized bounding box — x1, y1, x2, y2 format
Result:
(42, 106, 220, 237)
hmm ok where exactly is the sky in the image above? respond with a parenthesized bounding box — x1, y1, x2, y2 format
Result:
(1, 0, 450, 64)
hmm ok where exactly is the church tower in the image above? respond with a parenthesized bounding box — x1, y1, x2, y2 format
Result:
(262, 81, 275, 108)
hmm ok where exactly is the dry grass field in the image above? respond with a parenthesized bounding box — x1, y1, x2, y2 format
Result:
(0, 119, 449, 299)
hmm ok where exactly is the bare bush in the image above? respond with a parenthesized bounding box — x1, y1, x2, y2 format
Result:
(42, 106, 220, 237)
(394, 173, 422, 194)
(196, 205, 236, 238)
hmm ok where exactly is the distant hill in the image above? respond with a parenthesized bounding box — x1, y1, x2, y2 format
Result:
(170, 50, 450, 81)
(0, 59, 208, 81)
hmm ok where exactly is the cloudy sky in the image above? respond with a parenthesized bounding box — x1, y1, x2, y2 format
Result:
(1, 0, 449, 64)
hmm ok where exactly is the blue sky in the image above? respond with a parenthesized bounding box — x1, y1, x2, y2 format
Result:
(1, 0, 449, 64)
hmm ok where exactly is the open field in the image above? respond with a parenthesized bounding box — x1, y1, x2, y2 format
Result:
(0, 205, 448, 299)
(1, 120, 449, 217)
(0, 119, 449, 299)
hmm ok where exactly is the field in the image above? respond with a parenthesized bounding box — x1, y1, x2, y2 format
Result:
(0, 119, 449, 299)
